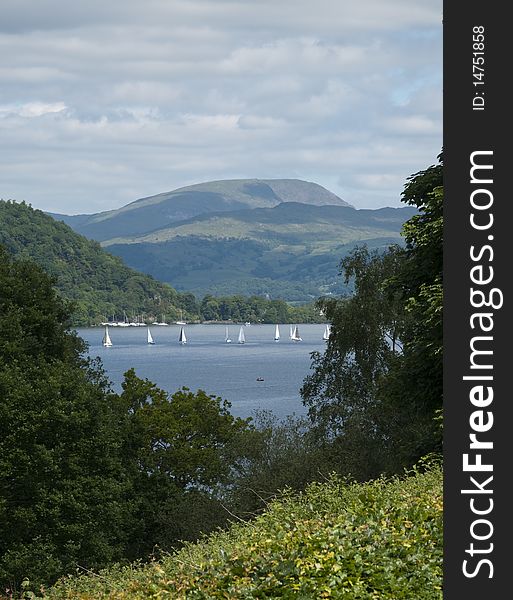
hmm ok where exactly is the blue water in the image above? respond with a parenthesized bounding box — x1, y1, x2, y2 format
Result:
(77, 324, 326, 420)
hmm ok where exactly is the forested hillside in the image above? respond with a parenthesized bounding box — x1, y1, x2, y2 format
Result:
(0, 200, 323, 325)
(104, 202, 415, 300)
(0, 200, 188, 326)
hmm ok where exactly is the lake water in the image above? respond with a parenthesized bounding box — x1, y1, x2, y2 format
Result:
(76, 324, 327, 420)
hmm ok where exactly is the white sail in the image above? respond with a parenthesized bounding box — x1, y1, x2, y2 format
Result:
(274, 324, 280, 341)
(225, 326, 232, 343)
(102, 325, 113, 347)
(179, 326, 187, 344)
(323, 324, 331, 341)
(147, 327, 155, 344)
(238, 326, 245, 344)
(289, 325, 294, 339)
(291, 325, 302, 341)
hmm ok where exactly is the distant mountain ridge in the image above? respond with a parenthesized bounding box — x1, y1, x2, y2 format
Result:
(50, 179, 351, 242)
(49, 178, 413, 302)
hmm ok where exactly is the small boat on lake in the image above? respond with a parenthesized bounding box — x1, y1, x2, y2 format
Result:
(323, 324, 331, 341)
(102, 325, 113, 347)
(178, 326, 187, 344)
(291, 325, 302, 342)
(225, 326, 232, 343)
(238, 326, 245, 344)
(274, 324, 280, 341)
(147, 327, 155, 345)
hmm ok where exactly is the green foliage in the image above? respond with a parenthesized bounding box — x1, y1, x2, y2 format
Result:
(0, 200, 189, 326)
(301, 154, 443, 476)
(374, 156, 443, 466)
(0, 248, 263, 593)
(38, 466, 442, 599)
(0, 249, 134, 593)
(113, 370, 257, 561)
(389, 157, 443, 408)
(198, 294, 322, 324)
(228, 411, 335, 518)
(301, 245, 406, 479)
(120, 369, 252, 491)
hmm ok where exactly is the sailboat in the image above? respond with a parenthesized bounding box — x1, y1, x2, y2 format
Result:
(291, 325, 302, 342)
(147, 327, 155, 345)
(176, 309, 186, 325)
(323, 324, 331, 341)
(225, 326, 232, 343)
(289, 325, 294, 339)
(178, 326, 187, 344)
(274, 324, 280, 341)
(102, 325, 113, 347)
(238, 326, 245, 344)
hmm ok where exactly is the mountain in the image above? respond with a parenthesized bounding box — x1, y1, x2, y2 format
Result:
(0, 200, 191, 326)
(50, 179, 351, 242)
(104, 202, 415, 301)
(50, 179, 415, 302)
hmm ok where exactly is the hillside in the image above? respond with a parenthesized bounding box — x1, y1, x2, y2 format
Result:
(40, 465, 442, 599)
(49, 179, 415, 302)
(50, 178, 352, 242)
(104, 202, 416, 300)
(0, 200, 188, 326)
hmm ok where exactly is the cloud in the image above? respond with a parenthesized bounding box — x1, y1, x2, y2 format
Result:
(0, 101, 67, 118)
(0, 0, 442, 213)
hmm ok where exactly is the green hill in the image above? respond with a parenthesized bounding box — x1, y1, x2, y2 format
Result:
(50, 179, 351, 242)
(48, 179, 415, 302)
(40, 465, 442, 599)
(0, 200, 188, 326)
(103, 202, 416, 300)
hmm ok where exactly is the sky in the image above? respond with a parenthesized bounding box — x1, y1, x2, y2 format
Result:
(0, 0, 442, 215)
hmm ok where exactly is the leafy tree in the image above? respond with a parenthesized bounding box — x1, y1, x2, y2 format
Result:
(0, 247, 135, 592)
(228, 411, 334, 518)
(378, 156, 443, 464)
(301, 154, 443, 476)
(300, 245, 406, 479)
(117, 369, 255, 557)
(0, 247, 267, 589)
(392, 157, 443, 409)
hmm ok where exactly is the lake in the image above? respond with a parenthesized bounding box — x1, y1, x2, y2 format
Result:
(76, 324, 327, 420)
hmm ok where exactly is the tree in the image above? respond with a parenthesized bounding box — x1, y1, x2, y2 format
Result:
(300, 154, 443, 476)
(300, 245, 406, 479)
(228, 411, 333, 517)
(392, 156, 443, 409)
(0, 247, 135, 592)
(118, 369, 254, 557)
(378, 155, 443, 465)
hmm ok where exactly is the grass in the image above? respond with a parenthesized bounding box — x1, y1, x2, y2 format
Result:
(30, 464, 442, 599)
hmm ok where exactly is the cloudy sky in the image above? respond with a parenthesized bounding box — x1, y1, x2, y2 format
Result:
(0, 0, 442, 215)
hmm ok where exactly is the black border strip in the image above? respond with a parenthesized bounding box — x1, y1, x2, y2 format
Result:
(444, 3, 509, 597)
